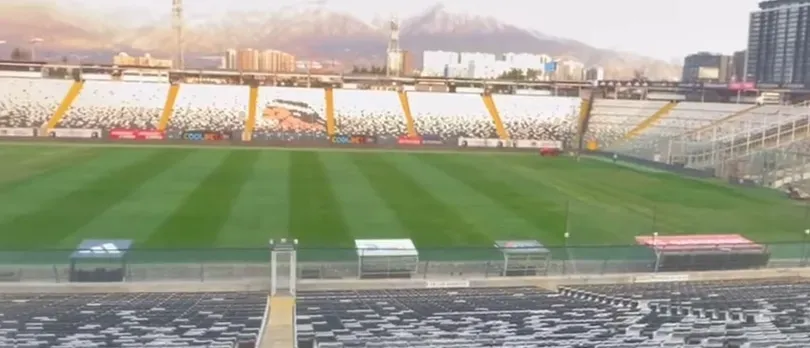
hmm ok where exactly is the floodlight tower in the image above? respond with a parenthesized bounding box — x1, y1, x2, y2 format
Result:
(386, 16, 402, 77)
(172, 0, 185, 69)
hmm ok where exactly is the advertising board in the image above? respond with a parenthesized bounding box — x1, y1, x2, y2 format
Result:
(109, 129, 166, 140)
(48, 128, 102, 139)
(330, 135, 375, 145)
(458, 137, 519, 148)
(181, 131, 230, 141)
(421, 134, 444, 145)
(0, 127, 36, 137)
(514, 139, 563, 150)
(397, 136, 423, 145)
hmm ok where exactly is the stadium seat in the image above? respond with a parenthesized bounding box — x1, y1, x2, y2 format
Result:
(492, 95, 580, 142)
(59, 81, 169, 130)
(0, 78, 73, 128)
(299, 279, 810, 348)
(408, 92, 497, 140)
(0, 292, 266, 348)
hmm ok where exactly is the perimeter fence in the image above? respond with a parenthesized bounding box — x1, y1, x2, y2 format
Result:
(0, 239, 808, 283)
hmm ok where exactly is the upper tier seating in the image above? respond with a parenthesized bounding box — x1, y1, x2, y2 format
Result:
(168, 84, 248, 134)
(333, 90, 407, 139)
(408, 92, 498, 140)
(60, 81, 169, 130)
(0, 78, 72, 128)
(253, 86, 327, 141)
(0, 291, 267, 348)
(493, 95, 580, 142)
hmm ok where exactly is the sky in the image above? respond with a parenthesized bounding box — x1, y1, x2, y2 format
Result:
(56, 0, 763, 61)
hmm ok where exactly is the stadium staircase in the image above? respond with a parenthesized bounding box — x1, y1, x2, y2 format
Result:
(576, 91, 595, 151)
(685, 104, 762, 138)
(42, 80, 84, 132)
(260, 295, 295, 348)
(398, 90, 418, 137)
(482, 93, 509, 140)
(325, 87, 336, 136)
(244, 85, 259, 141)
(157, 84, 180, 132)
(620, 101, 678, 142)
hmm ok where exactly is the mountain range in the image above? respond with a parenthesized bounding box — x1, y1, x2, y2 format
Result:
(0, 1, 681, 79)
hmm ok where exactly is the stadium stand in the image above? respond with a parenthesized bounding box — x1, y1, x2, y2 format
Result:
(408, 92, 498, 140)
(0, 78, 72, 128)
(168, 84, 248, 135)
(253, 86, 327, 141)
(298, 278, 810, 348)
(492, 95, 580, 143)
(584, 100, 669, 148)
(59, 81, 169, 130)
(0, 291, 266, 348)
(333, 90, 408, 138)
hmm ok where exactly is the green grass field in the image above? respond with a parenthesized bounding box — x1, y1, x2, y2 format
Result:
(0, 143, 807, 263)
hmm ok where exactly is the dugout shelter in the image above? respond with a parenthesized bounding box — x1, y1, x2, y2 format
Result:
(355, 239, 419, 279)
(635, 234, 769, 272)
(69, 239, 132, 282)
(494, 240, 550, 276)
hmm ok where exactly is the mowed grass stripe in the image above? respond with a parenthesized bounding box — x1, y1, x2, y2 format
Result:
(288, 151, 353, 248)
(216, 151, 292, 248)
(68, 150, 230, 250)
(353, 153, 487, 249)
(144, 150, 261, 248)
(0, 149, 189, 248)
(322, 153, 409, 239)
(418, 153, 566, 241)
(0, 147, 102, 187)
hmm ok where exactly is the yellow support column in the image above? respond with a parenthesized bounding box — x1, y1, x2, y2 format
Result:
(243, 85, 258, 141)
(42, 80, 84, 133)
(397, 90, 418, 137)
(157, 84, 180, 132)
(325, 88, 336, 136)
(482, 93, 509, 140)
(622, 101, 678, 141)
(576, 97, 591, 146)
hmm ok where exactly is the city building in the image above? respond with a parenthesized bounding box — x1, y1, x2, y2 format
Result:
(747, 0, 810, 86)
(223, 49, 237, 70)
(222, 48, 296, 73)
(732, 50, 747, 81)
(422, 51, 460, 77)
(585, 66, 605, 81)
(421, 50, 576, 80)
(258, 50, 296, 73)
(236, 49, 259, 71)
(113, 52, 172, 68)
(681, 52, 732, 83)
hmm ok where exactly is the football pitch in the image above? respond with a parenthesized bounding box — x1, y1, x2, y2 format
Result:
(0, 143, 807, 263)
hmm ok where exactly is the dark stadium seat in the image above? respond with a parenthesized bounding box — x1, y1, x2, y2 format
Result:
(298, 279, 810, 348)
(0, 292, 267, 348)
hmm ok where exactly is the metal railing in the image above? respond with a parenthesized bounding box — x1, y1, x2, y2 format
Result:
(0, 240, 808, 283)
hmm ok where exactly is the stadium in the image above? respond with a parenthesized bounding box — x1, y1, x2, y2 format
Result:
(3, 60, 810, 348)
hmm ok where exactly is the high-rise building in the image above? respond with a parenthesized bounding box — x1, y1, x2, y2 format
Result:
(113, 52, 172, 68)
(258, 50, 296, 73)
(224, 49, 237, 70)
(732, 50, 747, 81)
(235, 49, 259, 71)
(585, 66, 605, 81)
(747, 0, 810, 86)
(681, 52, 732, 83)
